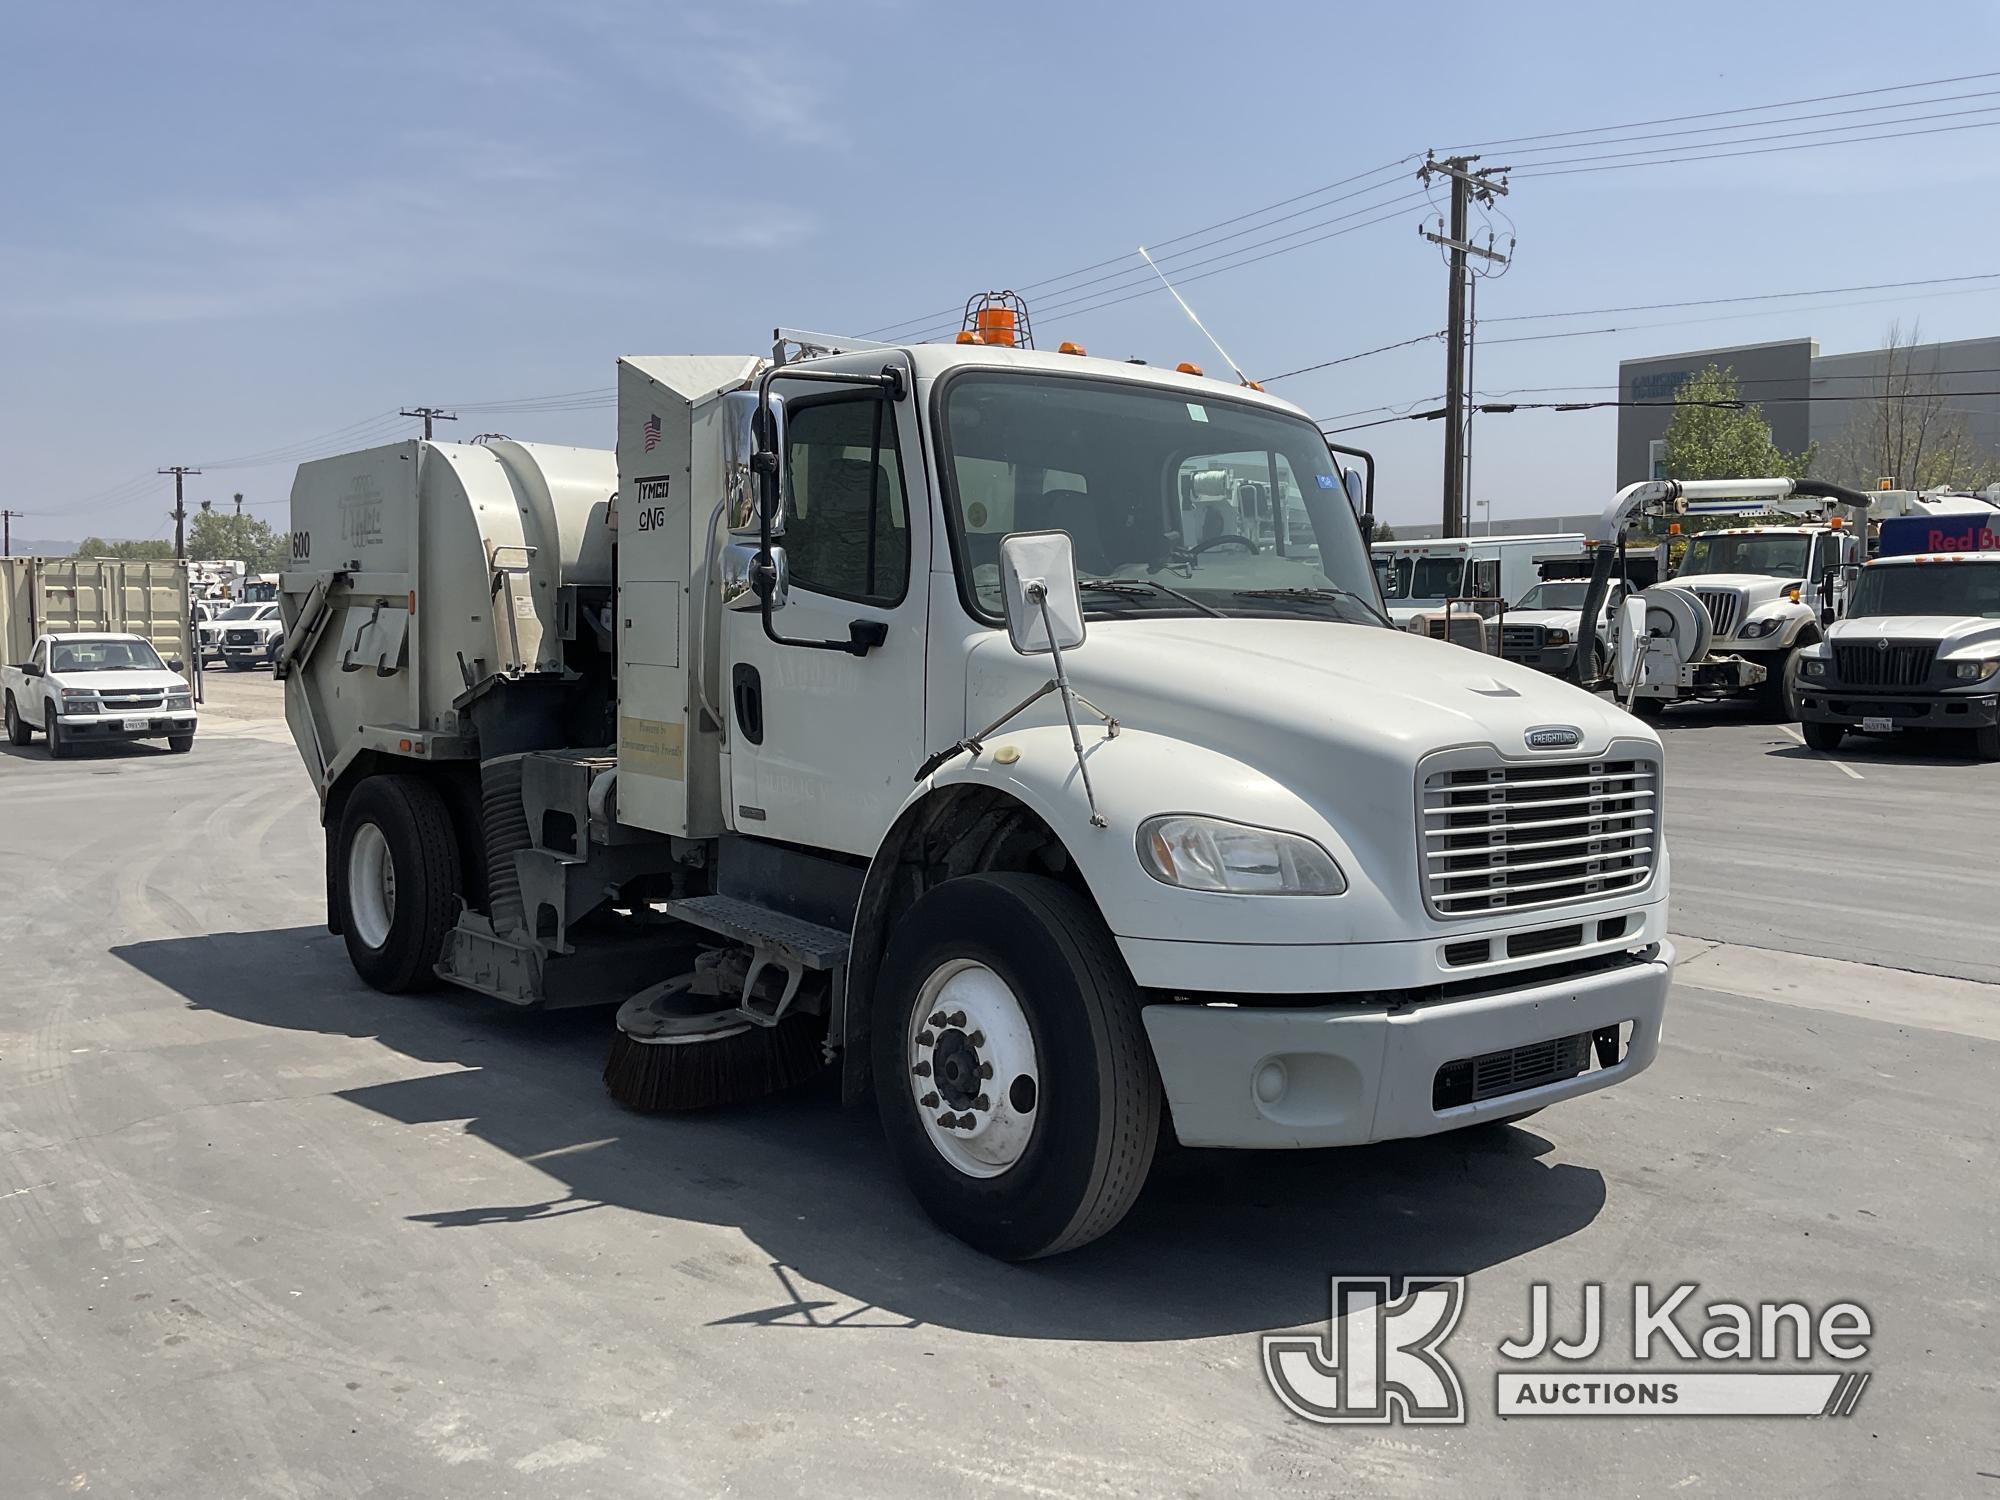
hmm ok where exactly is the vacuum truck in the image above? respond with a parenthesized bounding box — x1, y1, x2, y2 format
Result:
(277, 332, 1673, 1259)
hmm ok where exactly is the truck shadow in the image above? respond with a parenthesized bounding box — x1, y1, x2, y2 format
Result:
(0, 739, 172, 762)
(1765, 737, 1991, 769)
(111, 925, 1608, 1342)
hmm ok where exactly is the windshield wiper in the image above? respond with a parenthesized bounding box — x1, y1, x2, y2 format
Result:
(1076, 577, 1226, 619)
(1228, 586, 1393, 628)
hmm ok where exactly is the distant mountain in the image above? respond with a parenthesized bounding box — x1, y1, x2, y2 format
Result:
(10, 539, 79, 557)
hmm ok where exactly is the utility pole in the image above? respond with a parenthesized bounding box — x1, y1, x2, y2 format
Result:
(401, 407, 458, 440)
(1418, 155, 1510, 537)
(159, 466, 201, 559)
(1, 509, 19, 556)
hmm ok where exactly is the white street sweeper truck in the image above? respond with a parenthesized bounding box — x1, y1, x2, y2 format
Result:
(278, 332, 1674, 1259)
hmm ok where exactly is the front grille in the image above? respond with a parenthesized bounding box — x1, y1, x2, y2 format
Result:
(1834, 641, 1934, 688)
(1433, 1029, 1600, 1109)
(1502, 624, 1543, 654)
(1692, 589, 1740, 637)
(99, 692, 165, 709)
(225, 627, 259, 645)
(1423, 615, 1487, 649)
(1421, 756, 1659, 917)
(1442, 939, 1491, 968)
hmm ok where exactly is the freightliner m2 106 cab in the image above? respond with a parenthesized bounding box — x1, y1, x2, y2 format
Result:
(278, 335, 1672, 1259)
(1796, 525, 2000, 757)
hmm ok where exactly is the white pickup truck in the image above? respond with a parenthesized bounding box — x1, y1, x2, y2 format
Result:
(2, 632, 198, 756)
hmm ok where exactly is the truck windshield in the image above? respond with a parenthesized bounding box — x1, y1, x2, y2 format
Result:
(941, 373, 1383, 625)
(1401, 556, 1466, 601)
(1678, 533, 1810, 579)
(1847, 563, 2000, 619)
(1514, 582, 1588, 610)
(50, 640, 166, 672)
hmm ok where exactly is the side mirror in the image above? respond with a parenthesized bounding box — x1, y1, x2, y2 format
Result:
(743, 394, 787, 538)
(23, 662, 44, 677)
(721, 540, 788, 613)
(998, 530, 1086, 656)
(167, 658, 184, 674)
(1342, 467, 1366, 515)
(1613, 595, 1647, 693)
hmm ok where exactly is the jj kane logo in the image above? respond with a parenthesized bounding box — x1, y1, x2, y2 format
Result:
(1265, 1279, 1872, 1424)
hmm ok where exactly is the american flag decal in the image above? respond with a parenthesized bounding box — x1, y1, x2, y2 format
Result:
(642, 413, 662, 452)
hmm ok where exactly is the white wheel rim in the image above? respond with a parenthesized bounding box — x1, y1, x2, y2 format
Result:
(907, 959, 1039, 1179)
(348, 822, 396, 950)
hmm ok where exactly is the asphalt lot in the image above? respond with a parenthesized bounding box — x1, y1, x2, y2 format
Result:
(1, 671, 1994, 1498)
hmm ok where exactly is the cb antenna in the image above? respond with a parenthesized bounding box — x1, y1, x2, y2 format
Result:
(1136, 245, 1254, 388)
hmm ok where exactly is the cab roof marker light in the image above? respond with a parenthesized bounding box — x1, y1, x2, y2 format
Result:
(1176, 362, 1204, 376)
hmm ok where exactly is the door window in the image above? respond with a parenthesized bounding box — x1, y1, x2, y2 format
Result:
(782, 397, 910, 606)
(1469, 559, 1501, 598)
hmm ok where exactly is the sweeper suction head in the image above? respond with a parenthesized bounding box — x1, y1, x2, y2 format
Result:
(604, 972, 826, 1112)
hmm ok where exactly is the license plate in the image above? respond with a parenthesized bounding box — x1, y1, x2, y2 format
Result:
(1862, 716, 1894, 734)
(124, 717, 151, 732)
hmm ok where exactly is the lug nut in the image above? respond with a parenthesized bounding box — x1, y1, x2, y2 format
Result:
(968, 1030, 986, 1048)
(920, 1091, 939, 1108)
(927, 1012, 947, 1028)
(977, 1061, 993, 1080)
(916, 1030, 935, 1047)
(911, 1060, 932, 1078)
(936, 1112, 958, 1129)
(973, 1094, 991, 1112)
(946, 1011, 966, 1027)
(955, 1112, 977, 1129)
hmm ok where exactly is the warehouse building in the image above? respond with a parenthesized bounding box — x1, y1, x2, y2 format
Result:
(1615, 333, 2000, 487)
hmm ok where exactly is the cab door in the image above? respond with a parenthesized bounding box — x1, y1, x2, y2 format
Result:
(724, 368, 931, 856)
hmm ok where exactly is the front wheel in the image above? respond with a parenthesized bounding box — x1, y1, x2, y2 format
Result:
(168, 734, 195, 754)
(1758, 646, 1806, 722)
(4, 693, 30, 745)
(872, 873, 1161, 1260)
(1802, 721, 1845, 752)
(1628, 695, 1667, 722)
(1973, 723, 2000, 761)
(335, 775, 461, 993)
(43, 705, 67, 759)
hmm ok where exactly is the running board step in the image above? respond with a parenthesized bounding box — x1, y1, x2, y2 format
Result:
(657, 895, 850, 1028)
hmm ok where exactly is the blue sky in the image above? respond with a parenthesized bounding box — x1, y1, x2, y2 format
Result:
(5, 0, 2000, 544)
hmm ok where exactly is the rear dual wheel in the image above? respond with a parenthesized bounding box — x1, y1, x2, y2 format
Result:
(872, 873, 1162, 1261)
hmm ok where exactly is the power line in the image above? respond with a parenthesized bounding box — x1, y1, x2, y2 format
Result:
(1263, 332, 1447, 384)
(1319, 384, 2000, 433)
(1441, 68, 2000, 151)
(1513, 116, 2000, 179)
(1483, 272, 2000, 325)
(1506, 101, 2000, 174)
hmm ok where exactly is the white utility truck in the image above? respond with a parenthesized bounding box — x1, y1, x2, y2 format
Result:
(279, 336, 1673, 1259)
(214, 601, 285, 668)
(1571, 479, 2000, 720)
(1372, 533, 1587, 630)
(1796, 512, 2000, 758)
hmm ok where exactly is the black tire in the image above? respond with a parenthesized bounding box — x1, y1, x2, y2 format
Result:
(43, 704, 67, 759)
(227, 659, 251, 672)
(4, 693, 30, 745)
(1629, 695, 1667, 722)
(1973, 724, 2000, 761)
(1756, 645, 1806, 722)
(334, 775, 461, 993)
(1802, 721, 1845, 752)
(168, 734, 195, 754)
(872, 873, 1161, 1261)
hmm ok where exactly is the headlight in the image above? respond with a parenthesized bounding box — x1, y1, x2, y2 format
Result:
(60, 689, 97, 708)
(1800, 657, 1828, 679)
(1739, 618, 1784, 640)
(1137, 815, 1347, 895)
(167, 692, 193, 709)
(1951, 659, 2000, 681)
(1544, 628, 1571, 646)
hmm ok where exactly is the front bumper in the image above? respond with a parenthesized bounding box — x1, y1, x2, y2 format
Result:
(1798, 686, 1999, 730)
(1503, 643, 1578, 675)
(1141, 942, 1672, 1147)
(58, 711, 198, 739)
